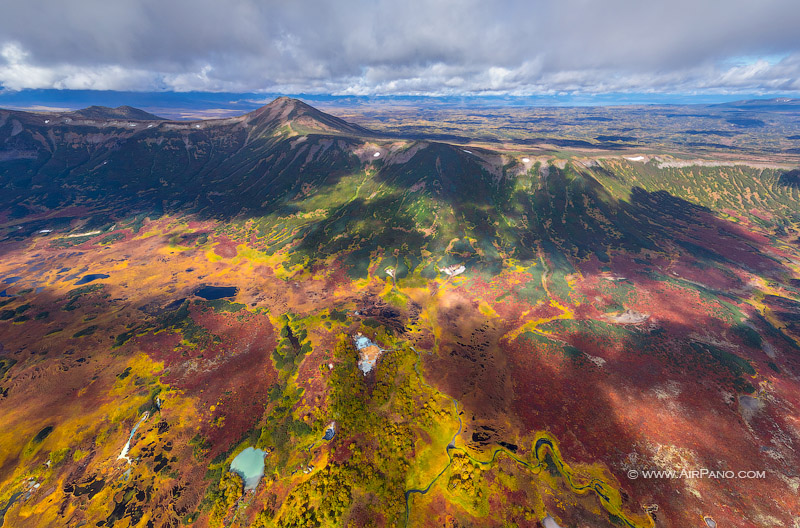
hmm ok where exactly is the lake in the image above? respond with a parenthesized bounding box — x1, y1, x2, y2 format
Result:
(75, 274, 110, 285)
(195, 285, 238, 300)
(230, 447, 266, 491)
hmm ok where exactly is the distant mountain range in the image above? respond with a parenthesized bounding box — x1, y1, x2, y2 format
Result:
(2, 91, 800, 120)
(709, 97, 800, 111)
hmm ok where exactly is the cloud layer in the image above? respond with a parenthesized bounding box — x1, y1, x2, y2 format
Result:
(1, 0, 799, 94)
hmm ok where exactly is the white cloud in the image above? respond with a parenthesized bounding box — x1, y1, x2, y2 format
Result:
(0, 0, 799, 95)
(0, 42, 156, 91)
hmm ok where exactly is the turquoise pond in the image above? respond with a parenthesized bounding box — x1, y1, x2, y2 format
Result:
(229, 447, 266, 491)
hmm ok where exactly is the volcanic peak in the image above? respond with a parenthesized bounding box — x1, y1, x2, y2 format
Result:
(245, 96, 374, 137)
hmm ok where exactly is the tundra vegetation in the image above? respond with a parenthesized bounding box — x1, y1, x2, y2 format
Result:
(0, 98, 799, 527)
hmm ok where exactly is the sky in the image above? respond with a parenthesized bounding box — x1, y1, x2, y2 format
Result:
(1, 0, 799, 98)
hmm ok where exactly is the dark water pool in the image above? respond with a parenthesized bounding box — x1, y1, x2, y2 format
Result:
(195, 285, 238, 300)
(74, 274, 110, 285)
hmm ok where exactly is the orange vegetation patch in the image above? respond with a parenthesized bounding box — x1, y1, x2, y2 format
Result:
(213, 235, 238, 258)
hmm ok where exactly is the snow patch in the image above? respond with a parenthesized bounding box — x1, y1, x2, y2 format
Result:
(603, 309, 649, 324)
(118, 412, 149, 464)
(442, 264, 466, 277)
(586, 355, 606, 367)
(65, 230, 102, 238)
(354, 333, 383, 375)
(543, 516, 563, 528)
(652, 381, 682, 400)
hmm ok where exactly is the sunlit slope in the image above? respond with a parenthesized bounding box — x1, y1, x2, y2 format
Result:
(3, 97, 798, 270)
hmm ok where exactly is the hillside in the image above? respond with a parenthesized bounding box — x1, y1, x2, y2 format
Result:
(0, 99, 799, 528)
(69, 105, 166, 121)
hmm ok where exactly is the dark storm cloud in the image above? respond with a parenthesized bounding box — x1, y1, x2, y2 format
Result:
(1, 0, 799, 94)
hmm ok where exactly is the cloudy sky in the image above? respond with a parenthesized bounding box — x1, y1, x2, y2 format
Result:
(1, 0, 799, 96)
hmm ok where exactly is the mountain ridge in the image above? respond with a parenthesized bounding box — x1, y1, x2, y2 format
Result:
(0, 97, 376, 135)
(708, 97, 800, 111)
(68, 105, 166, 121)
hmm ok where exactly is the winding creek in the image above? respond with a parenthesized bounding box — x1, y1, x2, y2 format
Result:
(403, 346, 463, 525)
(402, 346, 651, 528)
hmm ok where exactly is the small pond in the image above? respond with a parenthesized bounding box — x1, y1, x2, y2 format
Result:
(75, 274, 110, 285)
(230, 447, 266, 491)
(323, 422, 336, 441)
(195, 285, 238, 300)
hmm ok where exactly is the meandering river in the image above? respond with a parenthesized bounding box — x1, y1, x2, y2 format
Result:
(402, 346, 651, 528)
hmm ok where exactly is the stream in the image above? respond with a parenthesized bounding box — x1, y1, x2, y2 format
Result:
(403, 347, 463, 526)
(402, 346, 646, 528)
